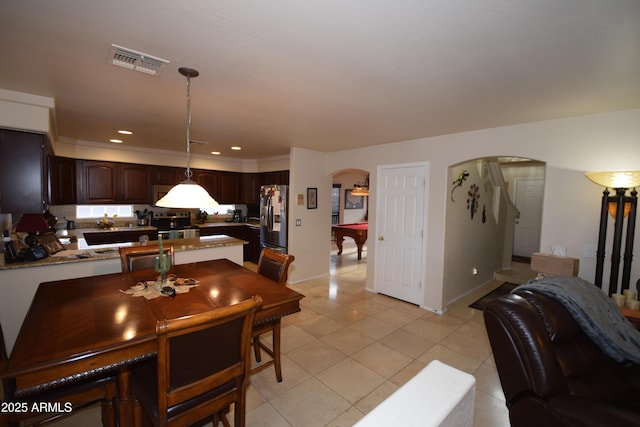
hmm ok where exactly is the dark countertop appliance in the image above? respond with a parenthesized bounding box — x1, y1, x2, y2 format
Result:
(151, 211, 191, 231)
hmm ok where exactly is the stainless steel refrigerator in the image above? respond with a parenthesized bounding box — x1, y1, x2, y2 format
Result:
(260, 184, 288, 253)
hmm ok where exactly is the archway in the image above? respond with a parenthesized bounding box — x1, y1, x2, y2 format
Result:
(443, 156, 545, 304)
(330, 169, 370, 268)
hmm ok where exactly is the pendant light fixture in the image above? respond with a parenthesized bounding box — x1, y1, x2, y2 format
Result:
(156, 67, 219, 208)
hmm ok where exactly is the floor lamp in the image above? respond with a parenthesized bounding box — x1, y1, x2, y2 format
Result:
(586, 171, 640, 296)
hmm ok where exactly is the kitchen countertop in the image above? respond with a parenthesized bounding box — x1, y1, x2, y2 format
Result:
(75, 221, 259, 233)
(0, 234, 246, 271)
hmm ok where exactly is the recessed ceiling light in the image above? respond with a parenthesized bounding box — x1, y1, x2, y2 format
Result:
(118, 130, 133, 135)
(231, 146, 241, 151)
(211, 151, 221, 155)
(110, 139, 123, 143)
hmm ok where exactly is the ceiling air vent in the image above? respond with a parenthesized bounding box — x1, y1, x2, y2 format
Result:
(108, 44, 169, 76)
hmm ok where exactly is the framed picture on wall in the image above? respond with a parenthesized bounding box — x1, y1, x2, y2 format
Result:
(307, 187, 317, 209)
(345, 189, 364, 209)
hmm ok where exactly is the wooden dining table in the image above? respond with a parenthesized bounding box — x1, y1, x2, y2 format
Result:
(3, 258, 304, 424)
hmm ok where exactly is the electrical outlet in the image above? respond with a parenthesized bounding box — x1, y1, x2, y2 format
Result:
(472, 267, 478, 275)
(296, 219, 302, 226)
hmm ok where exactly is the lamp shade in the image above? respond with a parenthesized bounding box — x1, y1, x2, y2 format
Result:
(585, 171, 640, 189)
(156, 180, 220, 208)
(15, 213, 50, 233)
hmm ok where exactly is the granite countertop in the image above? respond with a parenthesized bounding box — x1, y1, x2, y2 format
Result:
(0, 234, 246, 271)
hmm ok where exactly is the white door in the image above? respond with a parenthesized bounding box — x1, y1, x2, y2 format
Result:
(375, 164, 426, 305)
(513, 179, 544, 258)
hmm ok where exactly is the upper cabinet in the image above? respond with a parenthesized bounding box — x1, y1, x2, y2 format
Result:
(48, 156, 78, 205)
(260, 170, 289, 186)
(77, 160, 151, 204)
(0, 129, 50, 214)
(45, 155, 289, 206)
(78, 161, 117, 203)
(154, 166, 184, 185)
(239, 173, 260, 204)
(219, 172, 239, 204)
(118, 163, 151, 203)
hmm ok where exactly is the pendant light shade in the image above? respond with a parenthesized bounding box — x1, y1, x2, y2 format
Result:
(156, 67, 219, 209)
(156, 181, 219, 208)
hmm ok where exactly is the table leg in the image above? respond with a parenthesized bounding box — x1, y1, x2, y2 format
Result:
(117, 366, 134, 425)
(335, 234, 344, 255)
(356, 241, 363, 260)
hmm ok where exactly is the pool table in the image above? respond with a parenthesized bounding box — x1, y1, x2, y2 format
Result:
(332, 222, 368, 260)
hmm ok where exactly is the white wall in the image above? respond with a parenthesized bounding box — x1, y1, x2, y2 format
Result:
(323, 109, 640, 312)
(0, 90, 54, 136)
(288, 147, 332, 283)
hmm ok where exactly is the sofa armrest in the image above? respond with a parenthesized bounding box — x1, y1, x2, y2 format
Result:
(510, 394, 640, 426)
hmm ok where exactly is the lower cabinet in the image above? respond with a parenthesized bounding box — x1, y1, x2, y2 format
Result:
(83, 229, 158, 246)
(199, 225, 260, 263)
(245, 226, 260, 263)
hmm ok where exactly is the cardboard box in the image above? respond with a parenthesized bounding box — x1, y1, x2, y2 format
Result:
(531, 253, 579, 277)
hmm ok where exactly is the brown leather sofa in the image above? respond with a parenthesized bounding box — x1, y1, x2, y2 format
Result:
(484, 289, 640, 426)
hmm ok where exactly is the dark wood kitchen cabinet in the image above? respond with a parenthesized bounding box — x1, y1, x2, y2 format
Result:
(153, 166, 184, 185)
(0, 129, 50, 214)
(48, 156, 78, 205)
(240, 173, 260, 204)
(199, 224, 260, 263)
(245, 225, 261, 263)
(78, 160, 151, 204)
(260, 170, 289, 186)
(219, 172, 239, 203)
(118, 163, 151, 203)
(45, 154, 290, 206)
(78, 161, 117, 203)
(193, 169, 220, 201)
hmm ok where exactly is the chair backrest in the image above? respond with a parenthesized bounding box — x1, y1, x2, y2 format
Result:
(119, 244, 175, 272)
(257, 249, 295, 285)
(156, 296, 261, 425)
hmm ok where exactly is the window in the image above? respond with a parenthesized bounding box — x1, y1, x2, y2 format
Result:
(76, 205, 134, 219)
(201, 204, 235, 215)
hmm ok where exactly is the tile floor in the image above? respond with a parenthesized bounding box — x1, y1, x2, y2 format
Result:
(49, 243, 536, 426)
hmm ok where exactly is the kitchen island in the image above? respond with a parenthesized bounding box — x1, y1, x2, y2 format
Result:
(0, 234, 246, 353)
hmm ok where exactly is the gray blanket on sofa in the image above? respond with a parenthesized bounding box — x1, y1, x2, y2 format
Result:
(516, 276, 640, 364)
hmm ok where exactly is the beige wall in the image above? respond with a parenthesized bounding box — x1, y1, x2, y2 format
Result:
(321, 109, 640, 312)
(53, 137, 291, 173)
(0, 90, 53, 136)
(288, 147, 332, 283)
(443, 159, 509, 304)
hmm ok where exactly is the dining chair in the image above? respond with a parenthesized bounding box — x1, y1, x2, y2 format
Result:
(0, 322, 117, 427)
(130, 295, 261, 427)
(119, 243, 175, 272)
(252, 248, 295, 382)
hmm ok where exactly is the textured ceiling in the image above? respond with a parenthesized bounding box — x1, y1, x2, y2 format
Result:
(1, 0, 639, 159)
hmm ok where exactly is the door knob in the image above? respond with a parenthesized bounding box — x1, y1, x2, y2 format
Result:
(378, 236, 384, 241)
